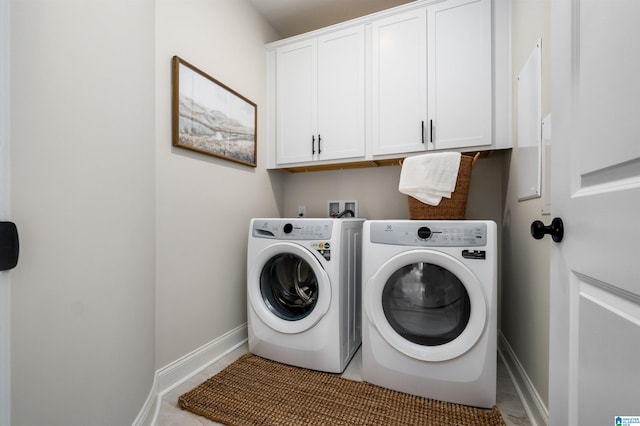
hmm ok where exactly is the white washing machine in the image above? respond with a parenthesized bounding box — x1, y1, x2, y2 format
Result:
(362, 220, 497, 408)
(247, 218, 364, 373)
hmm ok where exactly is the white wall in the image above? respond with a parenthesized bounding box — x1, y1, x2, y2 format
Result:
(154, 0, 281, 368)
(10, 0, 156, 424)
(502, 0, 551, 408)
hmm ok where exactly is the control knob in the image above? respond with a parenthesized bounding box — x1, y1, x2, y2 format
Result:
(417, 226, 432, 240)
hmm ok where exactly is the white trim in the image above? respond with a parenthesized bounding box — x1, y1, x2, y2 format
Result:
(132, 324, 247, 426)
(131, 371, 159, 426)
(498, 331, 548, 426)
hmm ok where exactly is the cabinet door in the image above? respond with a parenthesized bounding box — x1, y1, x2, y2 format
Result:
(427, 0, 492, 149)
(371, 8, 428, 156)
(317, 26, 365, 161)
(276, 39, 317, 164)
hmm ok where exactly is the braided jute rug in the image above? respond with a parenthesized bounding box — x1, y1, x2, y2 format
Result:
(178, 353, 506, 426)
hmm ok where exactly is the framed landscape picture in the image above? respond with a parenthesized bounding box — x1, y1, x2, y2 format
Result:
(172, 56, 257, 167)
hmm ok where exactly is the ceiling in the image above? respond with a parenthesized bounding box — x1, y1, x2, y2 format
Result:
(248, 0, 416, 39)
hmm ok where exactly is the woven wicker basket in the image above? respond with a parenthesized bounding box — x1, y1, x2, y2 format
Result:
(407, 152, 480, 220)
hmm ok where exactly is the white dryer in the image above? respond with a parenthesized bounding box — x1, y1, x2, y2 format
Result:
(362, 220, 497, 408)
(247, 218, 364, 373)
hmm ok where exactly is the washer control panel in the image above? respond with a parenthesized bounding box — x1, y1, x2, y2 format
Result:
(252, 219, 333, 240)
(370, 221, 487, 247)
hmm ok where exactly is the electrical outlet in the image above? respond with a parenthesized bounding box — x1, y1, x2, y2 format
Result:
(297, 205, 306, 217)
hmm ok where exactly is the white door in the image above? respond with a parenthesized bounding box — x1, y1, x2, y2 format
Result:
(549, 1, 640, 425)
(276, 38, 317, 165)
(371, 7, 428, 156)
(0, 0, 11, 420)
(317, 26, 365, 162)
(427, 0, 491, 150)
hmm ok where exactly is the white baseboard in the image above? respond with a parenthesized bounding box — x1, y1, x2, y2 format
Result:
(498, 331, 549, 426)
(132, 323, 247, 426)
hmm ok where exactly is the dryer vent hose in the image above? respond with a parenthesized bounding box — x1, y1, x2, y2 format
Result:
(336, 209, 355, 218)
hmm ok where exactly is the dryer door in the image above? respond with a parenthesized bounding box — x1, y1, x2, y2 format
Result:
(365, 249, 486, 362)
(248, 242, 331, 334)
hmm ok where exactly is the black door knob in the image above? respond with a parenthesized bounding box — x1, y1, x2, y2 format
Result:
(0, 221, 19, 271)
(531, 217, 564, 243)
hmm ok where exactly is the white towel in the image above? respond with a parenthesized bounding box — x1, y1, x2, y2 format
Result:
(398, 152, 461, 206)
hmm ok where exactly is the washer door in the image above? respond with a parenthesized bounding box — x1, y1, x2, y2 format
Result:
(248, 242, 331, 334)
(365, 249, 486, 362)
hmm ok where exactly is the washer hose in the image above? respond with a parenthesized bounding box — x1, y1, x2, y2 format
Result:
(336, 209, 354, 218)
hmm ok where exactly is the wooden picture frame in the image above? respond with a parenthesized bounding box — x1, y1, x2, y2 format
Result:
(172, 56, 257, 167)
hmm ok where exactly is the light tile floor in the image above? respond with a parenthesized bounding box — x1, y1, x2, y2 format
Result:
(157, 344, 532, 426)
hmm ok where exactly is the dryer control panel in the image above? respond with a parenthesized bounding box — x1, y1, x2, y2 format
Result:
(370, 221, 487, 247)
(252, 219, 333, 240)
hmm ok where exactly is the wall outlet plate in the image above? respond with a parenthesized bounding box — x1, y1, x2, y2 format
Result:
(327, 200, 358, 218)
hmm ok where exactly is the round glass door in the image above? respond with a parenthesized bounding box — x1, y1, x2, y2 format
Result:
(365, 249, 486, 361)
(382, 262, 471, 346)
(260, 252, 319, 320)
(248, 242, 331, 334)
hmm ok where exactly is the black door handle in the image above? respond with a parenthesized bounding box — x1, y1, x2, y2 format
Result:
(430, 119, 433, 143)
(531, 217, 564, 243)
(0, 221, 19, 271)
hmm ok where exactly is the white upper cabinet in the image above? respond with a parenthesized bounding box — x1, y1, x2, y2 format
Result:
(267, 0, 507, 169)
(371, 8, 428, 156)
(427, 0, 492, 150)
(371, 0, 492, 156)
(317, 28, 366, 161)
(276, 38, 317, 164)
(275, 26, 365, 166)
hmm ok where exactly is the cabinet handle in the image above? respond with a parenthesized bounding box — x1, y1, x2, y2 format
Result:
(312, 135, 315, 155)
(430, 119, 434, 143)
(318, 134, 322, 154)
(421, 121, 425, 144)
